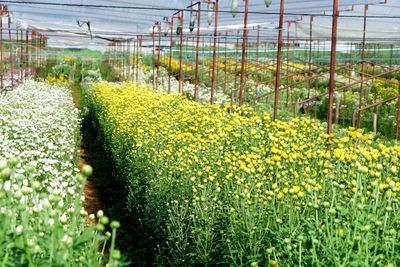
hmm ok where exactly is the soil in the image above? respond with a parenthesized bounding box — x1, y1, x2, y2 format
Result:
(72, 87, 106, 224)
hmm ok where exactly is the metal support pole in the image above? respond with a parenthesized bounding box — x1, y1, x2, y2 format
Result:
(138, 37, 141, 81)
(389, 44, 393, 79)
(238, 0, 249, 107)
(273, 0, 285, 120)
(234, 30, 239, 104)
(286, 21, 290, 108)
(396, 80, 400, 140)
(178, 11, 184, 94)
(307, 16, 314, 99)
(157, 26, 161, 90)
(127, 41, 130, 81)
(327, 0, 339, 135)
(152, 25, 156, 89)
(210, 0, 219, 105)
(20, 29, 23, 81)
(16, 28, 19, 82)
(0, 10, 3, 92)
(358, 4, 368, 128)
(224, 32, 227, 94)
(168, 19, 173, 94)
(194, 3, 201, 101)
(8, 16, 13, 90)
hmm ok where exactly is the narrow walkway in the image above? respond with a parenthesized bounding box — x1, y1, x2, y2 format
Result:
(72, 87, 106, 223)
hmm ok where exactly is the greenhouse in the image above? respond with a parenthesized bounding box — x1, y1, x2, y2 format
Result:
(1, 0, 400, 266)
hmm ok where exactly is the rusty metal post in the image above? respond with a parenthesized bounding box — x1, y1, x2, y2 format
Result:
(224, 32, 227, 94)
(194, 3, 201, 101)
(16, 28, 19, 82)
(0, 9, 3, 92)
(127, 41, 131, 81)
(25, 31, 29, 80)
(396, 80, 400, 140)
(238, 0, 249, 107)
(389, 44, 393, 78)
(273, 0, 285, 120)
(39, 35, 41, 77)
(157, 25, 161, 90)
(152, 25, 156, 89)
(210, 0, 219, 105)
(137, 37, 140, 81)
(168, 18, 173, 94)
(121, 42, 124, 81)
(327, 0, 339, 135)
(234, 30, 239, 103)
(178, 11, 184, 94)
(20, 29, 23, 81)
(286, 22, 291, 108)
(307, 16, 314, 99)
(357, 4, 368, 128)
(8, 16, 13, 90)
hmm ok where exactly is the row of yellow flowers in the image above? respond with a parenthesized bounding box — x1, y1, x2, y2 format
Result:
(87, 81, 400, 266)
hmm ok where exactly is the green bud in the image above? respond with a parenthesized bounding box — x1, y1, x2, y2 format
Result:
(110, 221, 120, 229)
(95, 224, 105, 232)
(24, 165, 35, 174)
(111, 249, 121, 260)
(76, 174, 86, 184)
(81, 165, 93, 177)
(8, 158, 19, 167)
(0, 160, 7, 171)
(100, 216, 109, 225)
(0, 168, 12, 180)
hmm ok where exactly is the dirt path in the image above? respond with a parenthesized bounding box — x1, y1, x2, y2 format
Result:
(72, 87, 106, 223)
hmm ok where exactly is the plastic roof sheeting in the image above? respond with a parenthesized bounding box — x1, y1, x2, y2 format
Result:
(3, 0, 396, 48)
(295, 0, 400, 44)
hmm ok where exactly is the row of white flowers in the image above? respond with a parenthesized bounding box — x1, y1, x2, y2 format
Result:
(0, 79, 121, 265)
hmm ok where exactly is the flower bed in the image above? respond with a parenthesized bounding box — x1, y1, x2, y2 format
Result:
(0, 80, 121, 266)
(87, 81, 400, 266)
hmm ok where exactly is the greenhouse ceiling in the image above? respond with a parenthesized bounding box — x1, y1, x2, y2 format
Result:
(1, 0, 398, 48)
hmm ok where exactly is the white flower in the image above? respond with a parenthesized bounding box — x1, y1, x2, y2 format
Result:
(48, 218, 55, 227)
(59, 213, 68, 224)
(15, 225, 23, 234)
(62, 234, 73, 245)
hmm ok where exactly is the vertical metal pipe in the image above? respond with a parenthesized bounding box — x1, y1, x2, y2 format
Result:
(20, 29, 23, 81)
(286, 22, 291, 108)
(152, 26, 156, 89)
(210, 0, 219, 105)
(273, 0, 285, 120)
(168, 19, 173, 93)
(0, 9, 3, 92)
(8, 16, 13, 90)
(157, 25, 161, 90)
(389, 44, 393, 79)
(327, 0, 339, 135)
(238, 0, 249, 107)
(16, 28, 19, 82)
(224, 32, 227, 94)
(127, 41, 130, 81)
(137, 37, 140, 82)
(307, 16, 314, 99)
(357, 4, 368, 128)
(234, 30, 239, 104)
(194, 3, 201, 101)
(396, 80, 400, 140)
(178, 12, 184, 94)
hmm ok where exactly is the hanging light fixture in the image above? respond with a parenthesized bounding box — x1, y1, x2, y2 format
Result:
(176, 18, 183, 35)
(264, 0, 272, 8)
(189, 13, 196, 32)
(207, 4, 213, 26)
(163, 17, 169, 36)
(231, 0, 238, 17)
